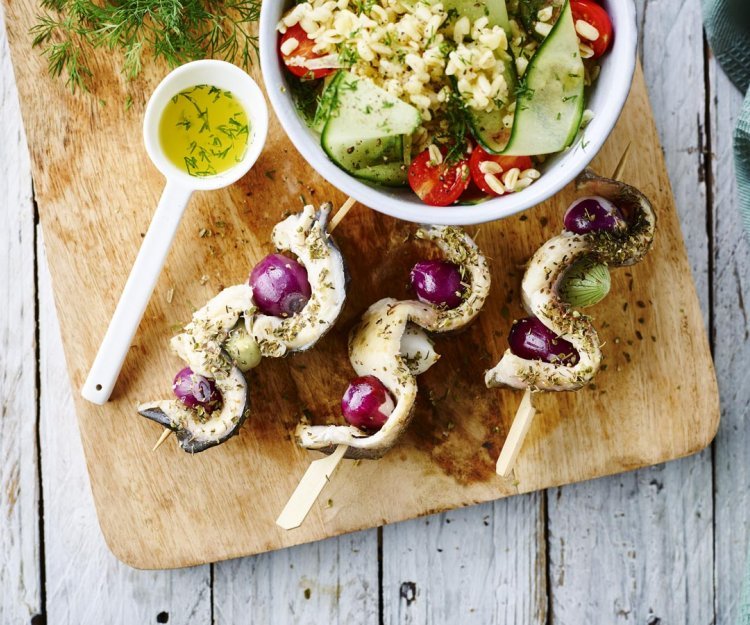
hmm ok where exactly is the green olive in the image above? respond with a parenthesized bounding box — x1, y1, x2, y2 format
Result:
(224, 326, 262, 372)
(558, 257, 611, 308)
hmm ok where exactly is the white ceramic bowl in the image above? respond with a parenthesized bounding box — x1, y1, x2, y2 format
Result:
(259, 1, 637, 225)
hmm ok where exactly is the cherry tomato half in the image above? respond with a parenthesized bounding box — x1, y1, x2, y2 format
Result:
(469, 146, 533, 196)
(571, 0, 613, 58)
(279, 24, 335, 79)
(408, 148, 471, 206)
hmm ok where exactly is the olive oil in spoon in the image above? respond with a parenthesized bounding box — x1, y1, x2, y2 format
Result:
(159, 84, 250, 177)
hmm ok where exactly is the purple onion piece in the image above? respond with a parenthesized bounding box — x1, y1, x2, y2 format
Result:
(410, 260, 465, 309)
(249, 253, 312, 318)
(507, 317, 579, 366)
(563, 196, 625, 234)
(172, 366, 222, 413)
(341, 375, 395, 432)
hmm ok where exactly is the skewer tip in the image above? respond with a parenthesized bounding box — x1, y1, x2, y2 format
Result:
(152, 428, 173, 452)
(328, 197, 356, 233)
(611, 142, 632, 181)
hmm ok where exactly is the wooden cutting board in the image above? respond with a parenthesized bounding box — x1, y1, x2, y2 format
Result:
(3, 1, 719, 569)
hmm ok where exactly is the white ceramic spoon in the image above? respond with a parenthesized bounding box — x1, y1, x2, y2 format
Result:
(82, 60, 268, 405)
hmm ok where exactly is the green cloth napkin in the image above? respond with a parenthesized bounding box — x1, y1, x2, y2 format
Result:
(702, 0, 750, 234)
(702, 1, 750, 622)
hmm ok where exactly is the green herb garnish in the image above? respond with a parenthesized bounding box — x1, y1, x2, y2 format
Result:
(31, 0, 261, 93)
(438, 90, 470, 163)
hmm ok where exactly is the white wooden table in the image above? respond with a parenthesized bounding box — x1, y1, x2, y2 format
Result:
(2, 1, 747, 622)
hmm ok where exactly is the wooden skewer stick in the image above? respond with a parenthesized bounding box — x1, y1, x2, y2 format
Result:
(276, 444, 348, 529)
(152, 429, 173, 451)
(610, 142, 632, 182)
(152, 428, 172, 452)
(329, 196, 357, 231)
(495, 146, 632, 477)
(152, 198, 358, 452)
(496, 388, 536, 477)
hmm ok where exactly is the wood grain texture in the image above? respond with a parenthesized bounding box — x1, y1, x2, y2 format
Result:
(547, 1, 717, 622)
(548, 461, 713, 624)
(1, 0, 720, 567)
(638, 0, 711, 325)
(0, 9, 42, 623)
(710, 55, 749, 625)
(38, 232, 214, 624)
(212, 529, 378, 624)
(382, 495, 547, 625)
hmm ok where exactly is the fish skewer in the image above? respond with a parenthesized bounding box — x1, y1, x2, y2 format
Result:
(147, 198, 354, 452)
(278, 226, 491, 529)
(495, 147, 631, 473)
(489, 145, 657, 478)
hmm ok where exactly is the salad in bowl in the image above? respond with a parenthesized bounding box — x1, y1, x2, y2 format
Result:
(260, 0, 636, 223)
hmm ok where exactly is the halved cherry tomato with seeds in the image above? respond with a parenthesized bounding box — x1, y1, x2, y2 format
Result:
(571, 0, 613, 58)
(469, 146, 533, 196)
(279, 24, 335, 79)
(408, 147, 471, 207)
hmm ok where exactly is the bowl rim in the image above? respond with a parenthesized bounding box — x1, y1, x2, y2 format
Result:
(259, 0, 637, 225)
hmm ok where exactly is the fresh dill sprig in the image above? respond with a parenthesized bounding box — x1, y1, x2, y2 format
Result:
(439, 89, 470, 163)
(514, 78, 535, 101)
(286, 73, 325, 125)
(30, 0, 261, 93)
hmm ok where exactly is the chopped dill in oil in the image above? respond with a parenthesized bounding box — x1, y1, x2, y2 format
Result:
(159, 84, 250, 177)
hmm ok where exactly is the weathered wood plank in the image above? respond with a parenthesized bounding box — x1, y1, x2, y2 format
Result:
(381, 496, 546, 625)
(547, 1, 715, 622)
(37, 234, 213, 624)
(0, 10, 42, 624)
(212, 530, 378, 624)
(710, 53, 749, 625)
(548, 461, 713, 624)
(637, 0, 711, 323)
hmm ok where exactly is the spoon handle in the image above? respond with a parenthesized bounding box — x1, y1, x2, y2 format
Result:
(82, 180, 193, 405)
